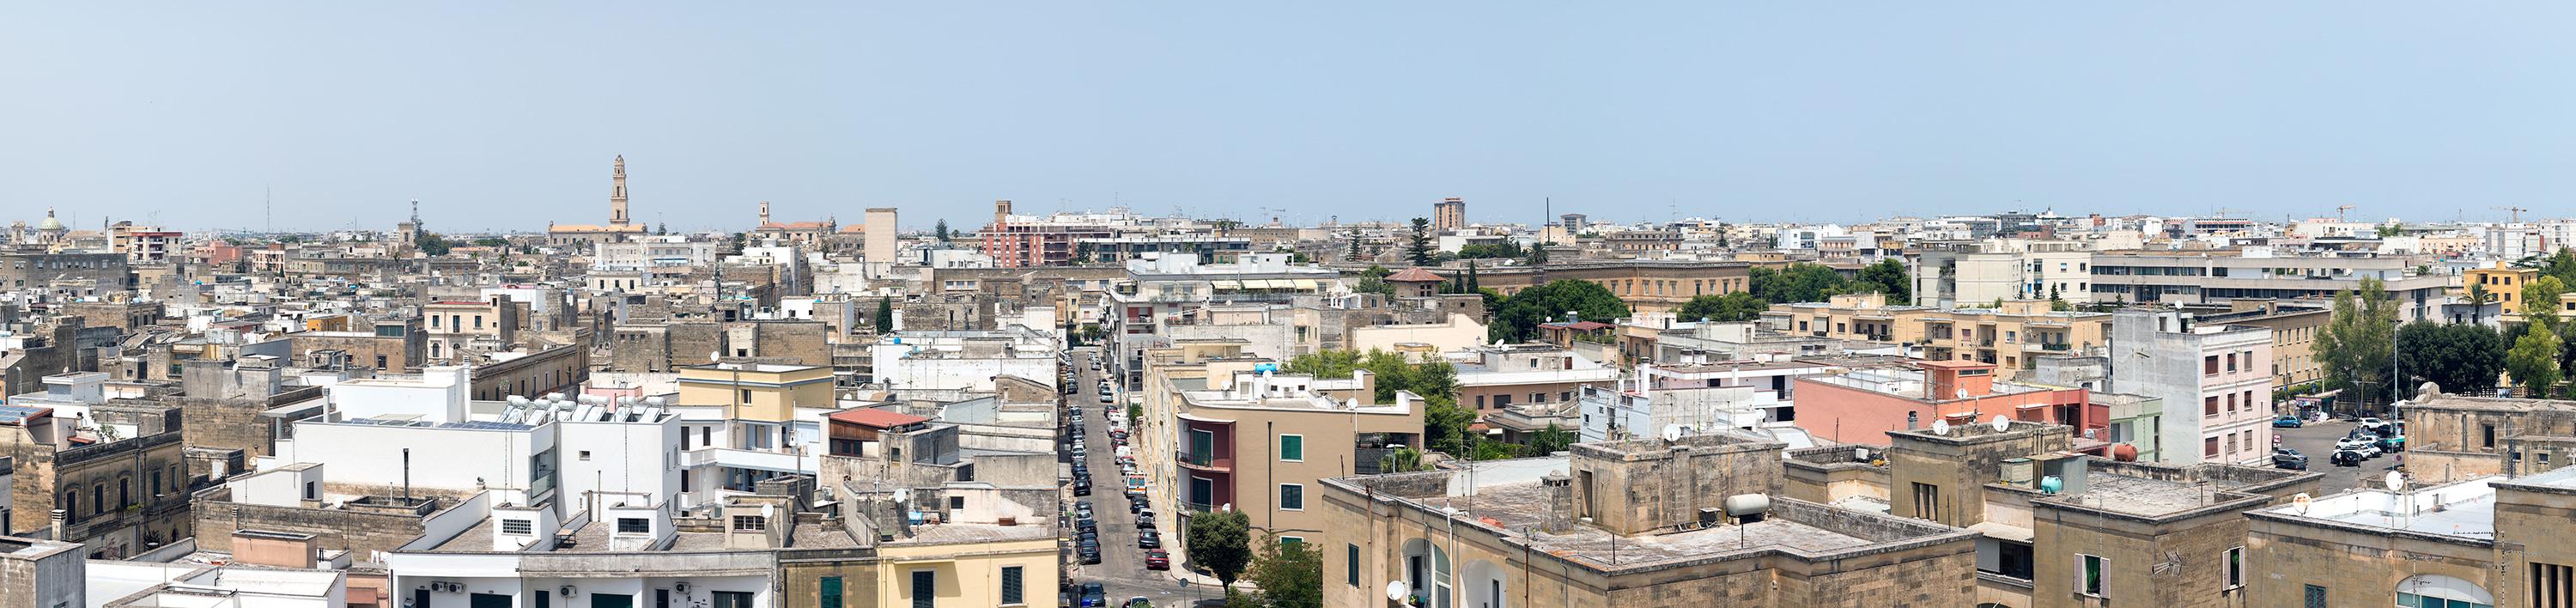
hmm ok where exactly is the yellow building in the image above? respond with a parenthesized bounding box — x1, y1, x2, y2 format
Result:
(678, 362, 835, 423)
(867, 532, 1059, 608)
(2465, 260, 2540, 324)
(1764, 293, 2111, 378)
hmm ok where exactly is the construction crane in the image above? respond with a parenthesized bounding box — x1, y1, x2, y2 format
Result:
(2497, 206, 2530, 222)
(2336, 204, 2354, 222)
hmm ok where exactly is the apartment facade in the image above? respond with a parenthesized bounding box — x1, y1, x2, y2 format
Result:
(1766, 294, 2111, 379)
(1133, 344, 1422, 551)
(2108, 309, 2277, 465)
(2088, 249, 2450, 322)
(1912, 240, 2096, 308)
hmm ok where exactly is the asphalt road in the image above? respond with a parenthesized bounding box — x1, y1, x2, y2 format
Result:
(1066, 348, 1218, 608)
(2274, 417, 2403, 495)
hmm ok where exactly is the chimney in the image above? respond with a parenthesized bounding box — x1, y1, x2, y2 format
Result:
(1540, 471, 1572, 533)
(49, 509, 64, 540)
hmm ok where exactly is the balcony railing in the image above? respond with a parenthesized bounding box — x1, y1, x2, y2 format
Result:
(1178, 500, 1217, 514)
(1176, 449, 1232, 471)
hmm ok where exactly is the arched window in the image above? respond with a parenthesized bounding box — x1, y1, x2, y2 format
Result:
(92, 483, 106, 514)
(2396, 574, 2493, 608)
(119, 477, 131, 508)
(61, 491, 78, 523)
(1400, 538, 1453, 608)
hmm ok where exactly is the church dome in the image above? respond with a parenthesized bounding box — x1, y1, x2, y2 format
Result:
(37, 208, 64, 231)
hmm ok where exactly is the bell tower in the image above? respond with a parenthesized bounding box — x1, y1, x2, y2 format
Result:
(609, 155, 631, 226)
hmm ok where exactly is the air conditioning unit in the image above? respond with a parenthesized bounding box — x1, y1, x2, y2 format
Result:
(560, 585, 579, 597)
(675, 581, 691, 593)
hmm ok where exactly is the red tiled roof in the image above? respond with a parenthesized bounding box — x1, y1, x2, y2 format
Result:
(829, 408, 932, 429)
(1385, 267, 1445, 283)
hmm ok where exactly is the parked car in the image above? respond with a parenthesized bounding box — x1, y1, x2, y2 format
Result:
(2270, 447, 2307, 471)
(2360, 417, 2393, 435)
(1145, 549, 1170, 570)
(1078, 544, 1102, 565)
(2330, 449, 2366, 467)
(2378, 433, 2407, 453)
(1079, 583, 1108, 607)
(2272, 415, 2303, 429)
(1138, 514, 1157, 530)
(2335, 435, 2378, 453)
(1139, 531, 1162, 549)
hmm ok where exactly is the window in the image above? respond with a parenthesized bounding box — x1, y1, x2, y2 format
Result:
(2080, 554, 2106, 597)
(2204, 356, 2220, 374)
(1280, 536, 1303, 544)
(817, 577, 844, 608)
(2205, 437, 2221, 458)
(2205, 396, 2220, 416)
(618, 518, 651, 533)
(910, 570, 936, 608)
(711, 591, 755, 608)
(1911, 482, 1940, 520)
(579, 450, 592, 461)
(501, 519, 534, 535)
(1279, 435, 1303, 462)
(2484, 424, 2498, 448)
(1348, 544, 1362, 587)
(303, 481, 317, 501)
(1280, 483, 1305, 510)
(1000, 565, 1025, 605)
(949, 496, 966, 510)
(732, 515, 767, 532)
(2224, 546, 2243, 589)
(739, 389, 753, 404)
(2534, 562, 2575, 608)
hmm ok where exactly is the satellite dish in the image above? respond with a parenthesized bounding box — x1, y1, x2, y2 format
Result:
(1990, 415, 2010, 432)
(1387, 581, 1411, 602)
(1955, 388, 1971, 399)
(1661, 425, 1687, 442)
(1929, 419, 1951, 436)
(2385, 471, 2405, 492)
(2291, 492, 2313, 514)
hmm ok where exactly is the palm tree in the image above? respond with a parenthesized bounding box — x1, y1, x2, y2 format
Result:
(2470, 283, 2495, 325)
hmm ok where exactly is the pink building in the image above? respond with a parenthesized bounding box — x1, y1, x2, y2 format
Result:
(1794, 360, 2107, 453)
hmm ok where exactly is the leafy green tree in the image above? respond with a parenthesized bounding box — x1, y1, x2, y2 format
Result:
(1187, 508, 1255, 590)
(2544, 248, 2576, 286)
(1856, 258, 1912, 303)
(2510, 327, 2563, 398)
(1487, 280, 1630, 343)
(1456, 241, 1526, 259)
(2525, 276, 2567, 334)
(2315, 277, 2397, 411)
(1674, 292, 1765, 323)
(1471, 437, 1520, 460)
(1245, 535, 1321, 608)
(1524, 246, 1549, 266)
(2049, 286, 2071, 312)
(416, 232, 453, 256)
(1406, 218, 1435, 266)
(1378, 445, 1430, 472)
(1526, 423, 1575, 456)
(933, 220, 951, 243)
(1346, 228, 1364, 260)
(2396, 322, 2506, 395)
(1749, 263, 1853, 304)
(471, 237, 509, 247)
(726, 231, 747, 254)
(874, 296, 894, 333)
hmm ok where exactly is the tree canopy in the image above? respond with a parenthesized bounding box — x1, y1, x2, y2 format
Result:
(1284, 349, 1473, 454)
(2315, 277, 2397, 410)
(1244, 535, 1321, 608)
(1455, 241, 1526, 259)
(1486, 279, 1630, 343)
(1746, 260, 1909, 305)
(1406, 218, 1436, 266)
(1674, 292, 1765, 323)
(2397, 321, 2505, 396)
(1187, 508, 1254, 590)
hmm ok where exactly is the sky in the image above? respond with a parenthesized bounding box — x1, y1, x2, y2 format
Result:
(4, 3, 2574, 234)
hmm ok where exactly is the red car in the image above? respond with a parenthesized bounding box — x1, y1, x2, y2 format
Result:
(1144, 549, 1170, 570)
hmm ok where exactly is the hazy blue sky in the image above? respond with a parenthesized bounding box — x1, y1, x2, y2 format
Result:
(5, 3, 2573, 234)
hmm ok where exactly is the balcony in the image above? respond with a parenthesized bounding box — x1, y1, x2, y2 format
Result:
(1178, 499, 1217, 514)
(1176, 449, 1232, 471)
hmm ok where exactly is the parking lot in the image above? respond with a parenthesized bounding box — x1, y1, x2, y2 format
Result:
(2274, 416, 2403, 494)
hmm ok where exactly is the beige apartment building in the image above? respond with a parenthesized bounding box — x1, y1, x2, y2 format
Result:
(1133, 340, 1423, 552)
(1764, 293, 2111, 379)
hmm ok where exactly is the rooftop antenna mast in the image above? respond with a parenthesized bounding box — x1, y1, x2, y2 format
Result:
(264, 185, 272, 234)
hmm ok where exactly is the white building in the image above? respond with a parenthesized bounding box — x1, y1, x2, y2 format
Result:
(870, 326, 1060, 393)
(2108, 308, 2276, 465)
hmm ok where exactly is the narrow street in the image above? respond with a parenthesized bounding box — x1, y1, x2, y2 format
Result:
(1066, 348, 1221, 607)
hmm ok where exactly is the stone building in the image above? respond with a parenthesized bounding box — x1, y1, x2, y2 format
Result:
(1318, 431, 1980, 608)
(2400, 386, 2576, 483)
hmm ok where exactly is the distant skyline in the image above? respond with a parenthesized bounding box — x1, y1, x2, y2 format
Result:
(6, 3, 2575, 233)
